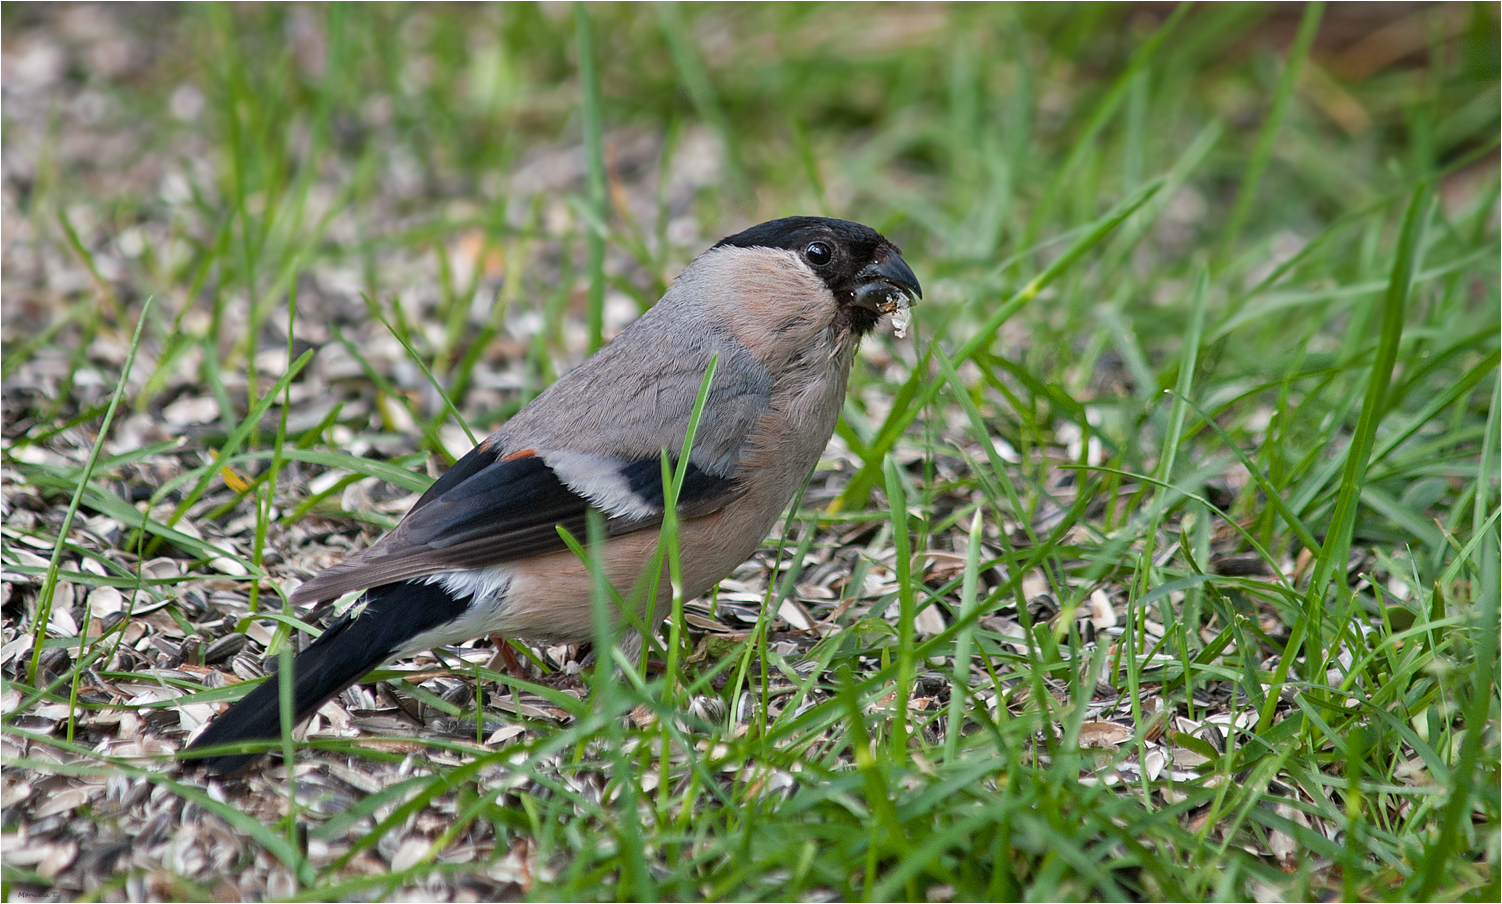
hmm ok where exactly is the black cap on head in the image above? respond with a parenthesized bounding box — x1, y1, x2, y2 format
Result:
(715, 217, 921, 335)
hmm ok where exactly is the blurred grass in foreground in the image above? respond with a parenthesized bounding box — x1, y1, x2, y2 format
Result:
(1, 3, 1498, 901)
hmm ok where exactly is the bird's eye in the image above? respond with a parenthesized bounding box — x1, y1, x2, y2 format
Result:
(804, 242, 832, 266)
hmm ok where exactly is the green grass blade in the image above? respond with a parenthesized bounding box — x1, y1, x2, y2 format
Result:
(1259, 183, 1432, 731)
(835, 176, 1165, 511)
(576, 2, 608, 353)
(27, 298, 153, 684)
(1217, 1, 1323, 258)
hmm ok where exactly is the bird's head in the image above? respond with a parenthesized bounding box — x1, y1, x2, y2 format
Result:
(713, 216, 922, 338)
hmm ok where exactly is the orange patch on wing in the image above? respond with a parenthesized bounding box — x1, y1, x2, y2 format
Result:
(500, 448, 537, 461)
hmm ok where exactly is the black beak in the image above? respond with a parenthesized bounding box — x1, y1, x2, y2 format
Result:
(850, 249, 922, 312)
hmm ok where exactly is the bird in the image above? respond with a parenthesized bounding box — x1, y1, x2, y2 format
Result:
(183, 216, 921, 774)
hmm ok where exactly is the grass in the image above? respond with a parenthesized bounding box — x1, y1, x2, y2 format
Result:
(1, 3, 1498, 901)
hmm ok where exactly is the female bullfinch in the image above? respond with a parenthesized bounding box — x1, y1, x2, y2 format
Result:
(185, 216, 921, 773)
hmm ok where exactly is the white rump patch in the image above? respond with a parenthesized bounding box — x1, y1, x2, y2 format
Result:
(401, 567, 516, 655)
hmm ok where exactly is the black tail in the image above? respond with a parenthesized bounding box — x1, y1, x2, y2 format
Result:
(184, 580, 469, 774)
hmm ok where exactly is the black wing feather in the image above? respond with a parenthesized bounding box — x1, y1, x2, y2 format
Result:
(291, 447, 739, 605)
(618, 456, 738, 513)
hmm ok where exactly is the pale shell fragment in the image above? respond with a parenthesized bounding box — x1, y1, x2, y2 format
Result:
(878, 292, 912, 338)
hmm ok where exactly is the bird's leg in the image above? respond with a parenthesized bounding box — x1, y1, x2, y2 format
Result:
(487, 635, 526, 676)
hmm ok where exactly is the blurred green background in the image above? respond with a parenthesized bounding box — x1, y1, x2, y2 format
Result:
(2, 3, 1498, 901)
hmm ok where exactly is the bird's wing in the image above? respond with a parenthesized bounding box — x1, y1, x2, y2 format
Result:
(290, 335, 772, 606)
